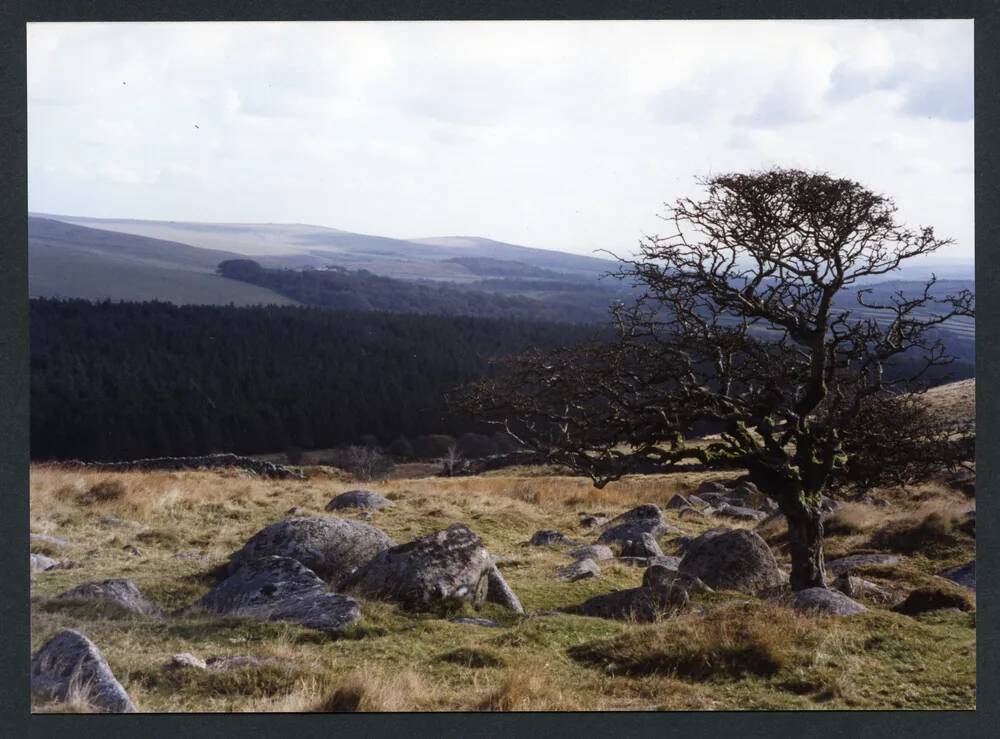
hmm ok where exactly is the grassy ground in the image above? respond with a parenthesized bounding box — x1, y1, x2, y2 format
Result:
(29, 464, 975, 712)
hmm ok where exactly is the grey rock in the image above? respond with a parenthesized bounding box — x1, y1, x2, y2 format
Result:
(344, 524, 521, 613)
(578, 515, 609, 530)
(164, 653, 207, 671)
(826, 554, 900, 577)
(31, 553, 59, 572)
(30, 629, 136, 713)
(697, 481, 729, 494)
(686, 494, 709, 508)
(325, 490, 394, 511)
(526, 529, 574, 546)
(56, 579, 162, 617)
(597, 507, 678, 546)
(449, 616, 503, 628)
(712, 503, 767, 522)
(200, 555, 361, 635)
(665, 494, 690, 510)
(677, 506, 706, 520)
(617, 556, 654, 567)
(620, 532, 664, 559)
(679, 529, 784, 596)
(647, 555, 682, 571)
(229, 516, 393, 586)
(834, 574, 892, 603)
(31, 533, 70, 548)
(940, 560, 976, 591)
(565, 584, 688, 622)
(173, 551, 207, 561)
(485, 564, 525, 614)
(698, 492, 728, 506)
(568, 544, 614, 562)
(556, 558, 600, 582)
(642, 563, 678, 590)
(793, 587, 868, 616)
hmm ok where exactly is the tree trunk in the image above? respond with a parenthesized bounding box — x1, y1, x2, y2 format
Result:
(784, 505, 827, 590)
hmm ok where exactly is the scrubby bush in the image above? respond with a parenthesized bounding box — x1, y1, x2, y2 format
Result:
(326, 445, 394, 482)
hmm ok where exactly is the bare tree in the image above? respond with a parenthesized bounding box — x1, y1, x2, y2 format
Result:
(460, 169, 973, 590)
(442, 443, 463, 476)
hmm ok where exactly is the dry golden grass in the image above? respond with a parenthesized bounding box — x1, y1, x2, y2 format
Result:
(28, 461, 976, 713)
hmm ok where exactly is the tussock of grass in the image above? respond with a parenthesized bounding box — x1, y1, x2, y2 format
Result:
(477, 662, 581, 711)
(870, 508, 968, 555)
(568, 603, 826, 680)
(312, 669, 429, 712)
(135, 661, 303, 699)
(823, 504, 881, 536)
(437, 646, 506, 669)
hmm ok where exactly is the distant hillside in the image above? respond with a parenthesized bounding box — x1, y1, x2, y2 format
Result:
(32, 213, 617, 282)
(28, 217, 297, 307)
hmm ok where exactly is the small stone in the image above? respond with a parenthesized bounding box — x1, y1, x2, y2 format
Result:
(940, 560, 976, 591)
(449, 617, 503, 628)
(164, 653, 207, 671)
(324, 490, 394, 511)
(568, 544, 614, 562)
(556, 558, 600, 582)
(31, 553, 59, 572)
(826, 554, 900, 577)
(620, 532, 663, 559)
(793, 587, 868, 616)
(56, 579, 162, 617)
(834, 574, 891, 603)
(526, 529, 574, 546)
(665, 494, 690, 510)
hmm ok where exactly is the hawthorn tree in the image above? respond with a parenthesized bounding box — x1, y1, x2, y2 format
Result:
(460, 169, 973, 590)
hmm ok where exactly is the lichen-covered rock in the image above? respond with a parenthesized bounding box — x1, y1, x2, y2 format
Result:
(620, 532, 664, 559)
(940, 560, 976, 591)
(564, 584, 688, 622)
(556, 558, 600, 582)
(679, 529, 784, 595)
(324, 490, 394, 511)
(485, 564, 525, 614)
(834, 574, 891, 603)
(200, 555, 361, 634)
(56, 579, 162, 616)
(31, 533, 70, 548)
(712, 504, 767, 522)
(526, 529, 575, 546)
(793, 587, 868, 616)
(597, 505, 677, 546)
(228, 516, 393, 586)
(31, 630, 136, 713)
(665, 494, 690, 510)
(31, 553, 59, 573)
(568, 544, 614, 562)
(164, 653, 207, 671)
(826, 553, 900, 577)
(343, 524, 521, 613)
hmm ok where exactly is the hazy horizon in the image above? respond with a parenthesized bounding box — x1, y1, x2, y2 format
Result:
(28, 20, 974, 263)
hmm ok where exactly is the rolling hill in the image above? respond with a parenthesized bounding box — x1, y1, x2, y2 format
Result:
(31, 213, 617, 282)
(28, 217, 297, 306)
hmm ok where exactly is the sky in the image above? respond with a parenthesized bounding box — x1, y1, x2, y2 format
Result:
(27, 20, 974, 262)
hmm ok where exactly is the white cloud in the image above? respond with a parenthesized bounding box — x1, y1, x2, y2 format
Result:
(27, 19, 973, 261)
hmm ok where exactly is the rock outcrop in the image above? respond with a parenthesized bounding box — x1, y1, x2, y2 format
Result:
(678, 529, 784, 595)
(343, 524, 522, 613)
(792, 587, 868, 616)
(556, 558, 600, 582)
(30, 630, 136, 712)
(324, 490, 394, 511)
(940, 560, 976, 591)
(56, 579, 162, 616)
(228, 516, 393, 586)
(200, 555, 361, 635)
(826, 554, 900, 577)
